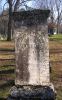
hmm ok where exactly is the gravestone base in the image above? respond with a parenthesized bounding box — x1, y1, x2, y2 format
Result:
(7, 85, 56, 100)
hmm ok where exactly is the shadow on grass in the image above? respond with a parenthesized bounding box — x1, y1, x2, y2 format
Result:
(0, 69, 14, 74)
(0, 98, 6, 100)
(0, 80, 15, 99)
(0, 80, 15, 89)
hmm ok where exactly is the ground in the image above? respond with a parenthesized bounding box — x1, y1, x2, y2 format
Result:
(0, 34, 62, 100)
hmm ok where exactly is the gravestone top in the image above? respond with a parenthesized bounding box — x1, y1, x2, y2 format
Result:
(13, 9, 50, 26)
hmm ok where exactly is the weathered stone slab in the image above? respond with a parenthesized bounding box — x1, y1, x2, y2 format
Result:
(14, 23, 50, 86)
(7, 9, 56, 100)
(7, 86, 55, 100)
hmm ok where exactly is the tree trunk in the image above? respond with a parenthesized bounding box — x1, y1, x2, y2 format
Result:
(7, 17, 12, 41)
(57, 12, 60, 34)
(7, 0, 12, 41)
(7, 0, 20, 41)
(57, 24, 59, 34)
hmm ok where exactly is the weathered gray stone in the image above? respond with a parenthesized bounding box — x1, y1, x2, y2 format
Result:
(7, 9, 56, 100)
(7, 86, 55, 100)
(12, 10, 50, 86)
(14, 23, 50, 86)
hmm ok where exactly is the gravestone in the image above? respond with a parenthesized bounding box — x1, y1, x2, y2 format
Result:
(7, 10, 55, 100)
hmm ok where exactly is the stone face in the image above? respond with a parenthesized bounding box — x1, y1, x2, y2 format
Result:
(15, 23, 50, 86)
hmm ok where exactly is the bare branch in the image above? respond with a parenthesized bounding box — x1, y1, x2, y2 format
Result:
(15, 0, 32, 10)
(14, 0, 20, 11)
(2, 1, 8, 15)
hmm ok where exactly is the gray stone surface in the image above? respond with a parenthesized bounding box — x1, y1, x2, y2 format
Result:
(15, 24, 50, 86)
(8, 9, 56, 100)
(7, 86, 55, 100)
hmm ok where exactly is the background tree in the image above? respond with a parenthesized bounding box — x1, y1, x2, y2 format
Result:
(0, 0, 20, 40)
(0, 9, 8, 37)
(55, 0, 62, 34)
(0, 0, 32, 41)
(7, 0, 20, 41)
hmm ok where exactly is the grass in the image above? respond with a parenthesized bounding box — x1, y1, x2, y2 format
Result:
(49, 41, 62, 49)
(50, 53, 62, 61)
(49, 34, 62, 40)
(0, 86, 11, 98)
(0, 34, 62, 99)
(0, 66, 15, 71)
(0, 41, 15, 50)
(57, 88, 62, 100)
(0, 80, 15, 99)
(0, 54, 15, 59)
(0, 60, 15, 67)
(49, 35, 62, 100)
(0, 41, 15, 99)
